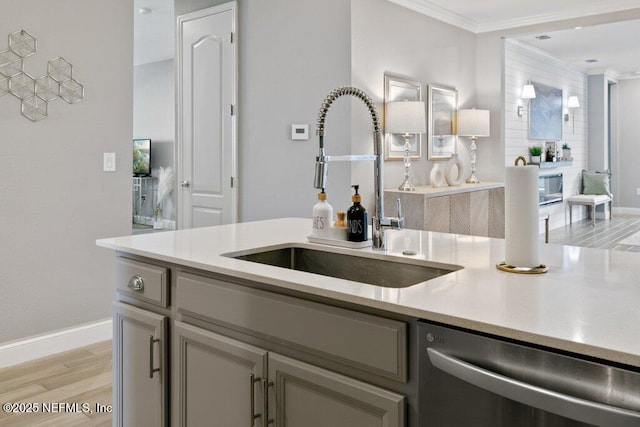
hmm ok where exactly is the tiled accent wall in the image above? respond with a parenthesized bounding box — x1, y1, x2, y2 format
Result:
(504, 39, 588, 230)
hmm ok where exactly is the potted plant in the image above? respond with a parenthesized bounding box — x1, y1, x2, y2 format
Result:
(528, 146, 542, 164)
(562, 143, 571, 159)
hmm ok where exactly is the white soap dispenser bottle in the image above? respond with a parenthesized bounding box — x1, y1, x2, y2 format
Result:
(312, 190, 333, 236)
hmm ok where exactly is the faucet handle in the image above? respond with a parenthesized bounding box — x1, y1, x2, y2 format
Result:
(394, 198, 404, 230)
(380, 199, 404, 230)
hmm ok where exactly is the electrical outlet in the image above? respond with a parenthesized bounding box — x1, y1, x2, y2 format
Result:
(103, 152, 116, 172)
(637, 187, 640, 196)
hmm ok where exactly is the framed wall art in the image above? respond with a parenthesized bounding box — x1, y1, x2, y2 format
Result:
(529, 82, 563, 141)
(384, 73, 423, 160)
(427, 84, 457, 160)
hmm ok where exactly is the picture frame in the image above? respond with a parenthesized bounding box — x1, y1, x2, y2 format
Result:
(544, 141, 557, 162)
(384, 73, 423, 160)
(529, 82, 563, 141)
(427, 85, 457, 160)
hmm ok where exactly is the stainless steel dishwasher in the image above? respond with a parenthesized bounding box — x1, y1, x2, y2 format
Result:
(417, 321, 640, 426)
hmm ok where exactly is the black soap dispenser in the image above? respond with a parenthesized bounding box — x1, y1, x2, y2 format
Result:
(347, 185, 368, 242)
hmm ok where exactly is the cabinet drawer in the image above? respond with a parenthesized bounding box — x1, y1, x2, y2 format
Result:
(176, 272, 407, 382)
(116, 258, 169, 307)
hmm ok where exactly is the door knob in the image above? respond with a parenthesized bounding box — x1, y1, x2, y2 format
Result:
(181, 180, 190, 188)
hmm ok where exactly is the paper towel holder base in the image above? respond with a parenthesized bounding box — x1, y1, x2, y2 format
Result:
(496, 262, 548, 274)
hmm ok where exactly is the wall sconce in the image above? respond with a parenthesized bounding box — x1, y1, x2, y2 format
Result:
(517, 82, 536, 117)
(564, 96, 580, 132)
(385, 101, 426, 191)
(564, 95, 580, 133)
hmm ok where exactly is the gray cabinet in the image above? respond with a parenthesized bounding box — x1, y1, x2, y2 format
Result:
(176, 271, 407, 382)
(172, 321, 268, 427)
(113, 302, 168, 427)
(269, 353, 404, 427)
(113, 257, 407, 426)
(173, 321, 404, 427)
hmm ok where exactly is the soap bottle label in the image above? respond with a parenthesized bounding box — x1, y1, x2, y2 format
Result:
(347, 219, 363, 235)
(312, 193, 333, 236)
(347, 211, 368, 242)
(313, 216, 326, 230)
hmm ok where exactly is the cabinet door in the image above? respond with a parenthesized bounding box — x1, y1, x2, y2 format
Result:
(268, 353, 405, 427)
(173, 321, 268, 427)
(113, 302, 168, 427)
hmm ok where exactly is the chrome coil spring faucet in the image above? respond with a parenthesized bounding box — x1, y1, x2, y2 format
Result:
(314, 86, 404, 249)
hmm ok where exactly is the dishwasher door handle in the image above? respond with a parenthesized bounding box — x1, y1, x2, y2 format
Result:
(427, 348, 640, 427)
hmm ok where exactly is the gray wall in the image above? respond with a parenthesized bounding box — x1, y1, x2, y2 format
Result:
(134, 59, 176, 221)
(615, 79, 640, 209)
(351, 0, 477, 212)
(176, 0, 352, 221)
(175, 0, 477, 221)
(0, 0, 133, 343)
(239, 0, 352, 220)
(587, 75, 610, 171)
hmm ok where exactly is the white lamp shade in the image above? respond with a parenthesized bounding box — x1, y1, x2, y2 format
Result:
(457, 109, 490, 138)
(385, 101, 426, 134)
(522, 84, 536, 99)
(567, 96, 580, 108)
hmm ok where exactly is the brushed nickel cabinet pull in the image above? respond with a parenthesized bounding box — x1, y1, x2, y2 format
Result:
(148, 335, 160, 379)
(262, 378, 274, 425)
(250, 374, 261, 426)
(127, 275, 144, 292)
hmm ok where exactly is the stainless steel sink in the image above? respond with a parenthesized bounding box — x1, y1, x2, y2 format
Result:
(225, 246, 461, 288)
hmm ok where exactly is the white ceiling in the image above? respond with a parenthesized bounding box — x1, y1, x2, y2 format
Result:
(512, 20, 640, 79)
(133, 0, 640, 78)
(134, 0, 174, 66)
(391, 0, 640, 79)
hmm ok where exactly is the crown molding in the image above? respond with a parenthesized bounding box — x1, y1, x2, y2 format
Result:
(386, 0, 478, 32)
(388, 0, 640, 34)
(505, 39, 588, 75)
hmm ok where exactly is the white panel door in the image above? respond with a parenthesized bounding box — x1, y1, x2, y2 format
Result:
(177, 2, 237, 229)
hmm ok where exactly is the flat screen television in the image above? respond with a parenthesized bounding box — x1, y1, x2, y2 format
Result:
(133, 139, 151, 176)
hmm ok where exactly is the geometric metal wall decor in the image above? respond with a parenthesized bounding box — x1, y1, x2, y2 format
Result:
(0, 30, 85, 122)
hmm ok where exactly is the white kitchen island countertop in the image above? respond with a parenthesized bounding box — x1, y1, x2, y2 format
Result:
(97, 218, 640, 367)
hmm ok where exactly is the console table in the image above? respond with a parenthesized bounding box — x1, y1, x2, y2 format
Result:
(384, 183, 505, 238)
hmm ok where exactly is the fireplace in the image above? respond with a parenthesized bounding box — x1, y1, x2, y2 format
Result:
(539, 173, 563, 206)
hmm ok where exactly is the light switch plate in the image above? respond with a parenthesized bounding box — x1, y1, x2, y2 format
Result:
(291, 124, 309, 140)
(103, 152, 116, 172)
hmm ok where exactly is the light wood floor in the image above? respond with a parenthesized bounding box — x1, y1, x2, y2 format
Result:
(545, 214, 640, 251)
(0, 341, 112, 427)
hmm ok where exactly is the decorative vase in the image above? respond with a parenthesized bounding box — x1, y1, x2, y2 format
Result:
(562, 149, 571, 159)
(430, 163, 447, 188)
(531, 155, 541, 164)
(444, 154, 465, 186)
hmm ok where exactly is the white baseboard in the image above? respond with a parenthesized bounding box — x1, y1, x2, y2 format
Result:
(613, 207, 640, 216)
(0, 319, 112, 368)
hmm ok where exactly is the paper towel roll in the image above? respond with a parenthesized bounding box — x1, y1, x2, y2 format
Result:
(505, 164, 539, 268)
